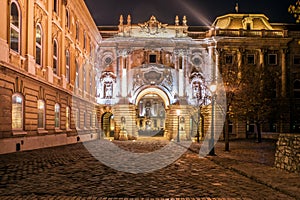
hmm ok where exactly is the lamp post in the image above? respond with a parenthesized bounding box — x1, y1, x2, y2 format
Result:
(209, 83, 217, 156)
(176, 109, 181, 142)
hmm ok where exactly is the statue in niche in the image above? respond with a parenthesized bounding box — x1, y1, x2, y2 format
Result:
(162, 69, 173, 90)
(121, 116, 126, 130)
(104, 82, 113, 99)
(133, 73, 143, 90)
(192, 81, 201, 99)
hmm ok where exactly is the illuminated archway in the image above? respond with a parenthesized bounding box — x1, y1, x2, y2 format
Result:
(134, 87, 170, 109)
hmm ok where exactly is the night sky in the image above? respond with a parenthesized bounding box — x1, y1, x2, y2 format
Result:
(85, 0, 296, 26)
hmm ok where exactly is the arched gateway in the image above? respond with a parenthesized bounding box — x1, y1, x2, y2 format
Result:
(96, 15, 219, 140)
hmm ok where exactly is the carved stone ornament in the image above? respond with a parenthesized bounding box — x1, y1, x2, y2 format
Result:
(138, 16, 168, 35)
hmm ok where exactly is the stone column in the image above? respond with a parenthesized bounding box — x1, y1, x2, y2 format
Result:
(281, 49, 287, 97)
(121, 56, 127, 97)
(237, 48, 242, 79)
(46, 0, 53, 83)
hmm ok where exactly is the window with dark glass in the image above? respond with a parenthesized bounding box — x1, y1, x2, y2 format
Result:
(179, 56, 183, 69)
(12, 94, 23, 130)
(247, 54, 255, 65)
(293, 55, 300, 65)
(53, 0, 58, 13)
(36, 25, 42, 65)
(65, 9, 69, 29)
(268, 54, 277, 65)
(10, 2, 20, 52)
(149, 54, 156, 63)
(225, 54, 233, 64)
(65, 50, 70, 82)
(84, 32, 86, 49)
(76, 21, 79, 40)
(294, 80, 300, 98)
(53, 40, 58, 74)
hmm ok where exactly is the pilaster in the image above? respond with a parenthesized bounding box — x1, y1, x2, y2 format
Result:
(25, 0, 35, 74)
(0, 1, 8, 63)
(281, 49, 287, 97)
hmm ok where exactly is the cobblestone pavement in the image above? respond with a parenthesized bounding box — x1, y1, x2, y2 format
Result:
(0, 138, 299, 200)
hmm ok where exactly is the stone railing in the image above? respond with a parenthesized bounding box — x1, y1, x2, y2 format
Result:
(211, 29, 287, 38)
(275, 134, 300, 173)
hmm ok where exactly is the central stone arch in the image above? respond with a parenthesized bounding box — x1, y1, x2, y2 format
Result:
(134, 86, 170, 137)
(134, 86, 170, 109)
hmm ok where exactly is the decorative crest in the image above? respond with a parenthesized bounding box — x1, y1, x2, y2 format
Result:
(138, 15, 168, 35)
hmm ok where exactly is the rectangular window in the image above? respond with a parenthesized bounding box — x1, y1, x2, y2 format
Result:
(75, 61, 79, 88)
(247, 54, 255, 65)
(54, 104, 60, 128)
(12, 94, 23, 130)
(293, 55, 300, 65)
(225, 54, 233, 64)
(149, 54, 156, 63)
(38, 100, 45, 129)
(53, 0, 58, 13)
(268, 54, 277, 65)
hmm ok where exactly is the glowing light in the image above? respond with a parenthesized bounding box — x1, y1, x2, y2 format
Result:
(210, 84, 217, 93)
(176, 0, 212, 26)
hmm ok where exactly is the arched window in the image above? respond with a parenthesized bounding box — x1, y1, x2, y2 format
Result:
(12, 93, 23, 130)
(89, 71, 92, 95)
(53, 40, 58, 74)
(294, 80, 300, 98)
(66, 106, 70, 130)
(65, 50, 70, 82)
(54, 103, 60, 128)
(36, 24, 42, 65)
(83, 32, 87, 49)
(53, 0, 58, 13)
(75, 60, 79, 88)
(37, 100, 45, 129)
(83, 65, 86, 91)
(75, 21, 79, 40)
(10, 1, 21, 52)
(65, 9, 69, 29)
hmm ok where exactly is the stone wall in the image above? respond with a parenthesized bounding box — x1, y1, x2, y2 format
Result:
(275, 134, 300, 173)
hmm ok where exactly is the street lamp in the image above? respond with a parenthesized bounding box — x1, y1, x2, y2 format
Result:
(176, 109, 181, 142)
(209, 83, 217, 156)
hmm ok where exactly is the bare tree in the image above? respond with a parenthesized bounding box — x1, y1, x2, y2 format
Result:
(223, 62, 279, 144)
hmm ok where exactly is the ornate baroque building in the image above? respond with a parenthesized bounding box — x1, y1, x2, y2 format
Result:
(1, 0, 300, 154)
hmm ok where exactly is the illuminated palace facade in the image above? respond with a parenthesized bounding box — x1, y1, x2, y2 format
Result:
(1, 0, 300, 154)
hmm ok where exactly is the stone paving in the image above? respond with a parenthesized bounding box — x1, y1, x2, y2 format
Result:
(0, 138, 299, 200)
